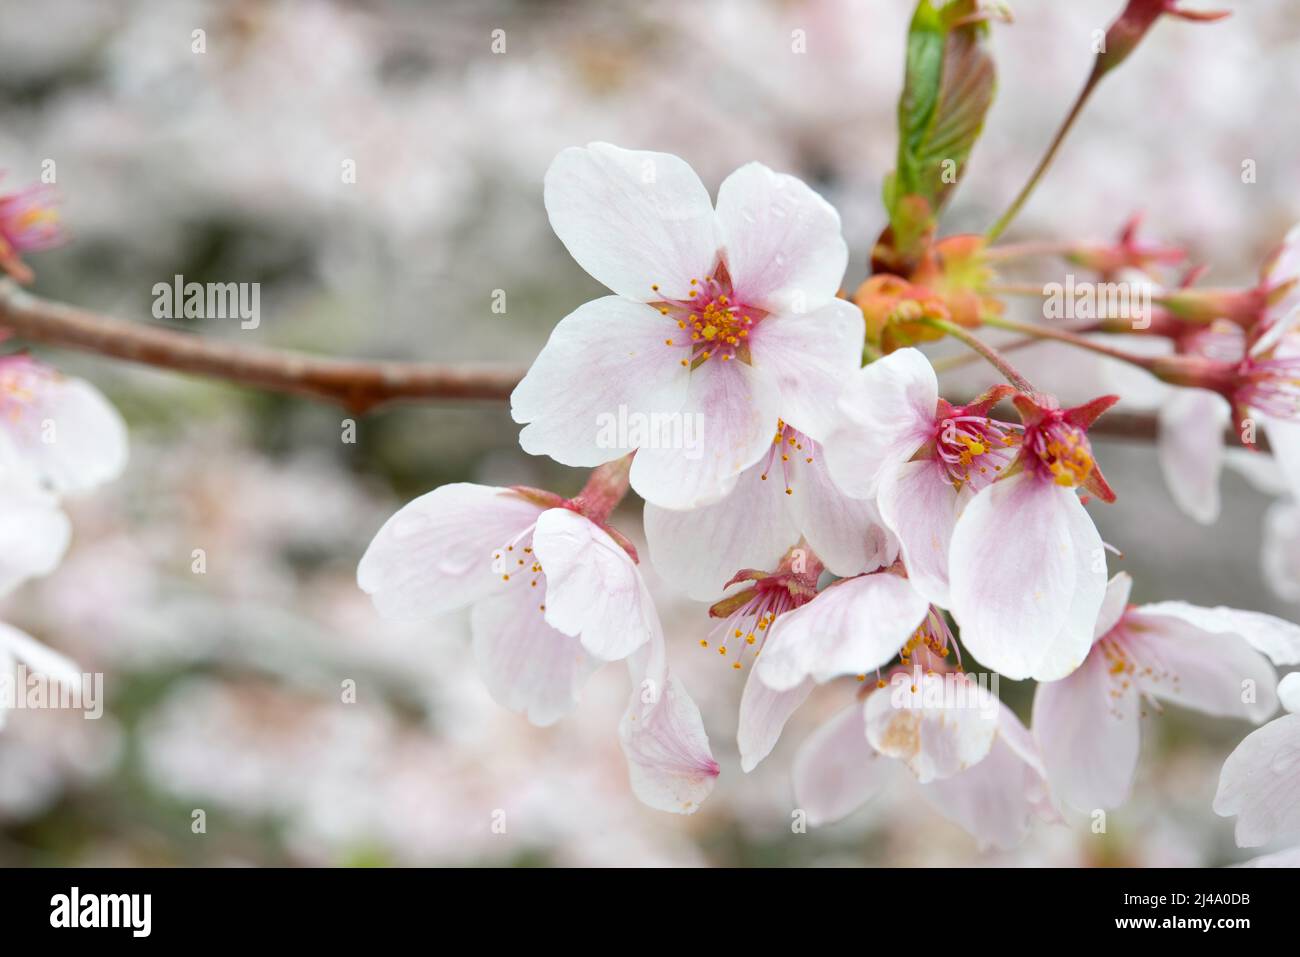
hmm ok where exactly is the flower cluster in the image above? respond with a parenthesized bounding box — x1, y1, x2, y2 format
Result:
(359, 133, 1300, 860)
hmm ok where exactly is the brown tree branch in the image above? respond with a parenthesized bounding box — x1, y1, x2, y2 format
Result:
(0, 281, 523, 414)
(0, 280, 1255, 448)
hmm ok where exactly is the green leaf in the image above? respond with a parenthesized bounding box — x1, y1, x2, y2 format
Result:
(888, 0, 998, 238)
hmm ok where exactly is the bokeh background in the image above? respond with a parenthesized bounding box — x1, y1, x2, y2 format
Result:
(1, 0, 1299, 866)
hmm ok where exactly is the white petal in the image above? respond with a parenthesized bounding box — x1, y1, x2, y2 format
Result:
(1032, 646, 1140, 811)
(621, 628, 719, 814)
(1125, 609, 1279, 722)
(1280, 672, 1300, 714)
(747, 298, 864, 440)
(1225, 448, 1289, 495)
(644, 460, 797, 601)
(471, 583, 600, 726)
(629, 358, 779, 509)
(532, 507, 653, 661)
(949, 474, 1106, 681)
(786, 444, 896, 578)
(737, 673, 814, 773)
(864, 673, 999, 783)
(1214, 713, 1300, 847)
(543, 143, 717, 301)
(0, 621, 82, 688)
(512, 296, 691, 468)
(920, 704, 1054, 850)
(792, 701, 897, 826)
(1157, 389, 1229, 525)
(1134, 600, 1300, 667)
(755, 572, 929, 691)
(877, 459, 967, 607)
(1238, 845, 1300, 867)
(1094, 572, 1134, 641)
(0, 373, 128, 494)
(714, 161, 847, 313)
(357, 484, 544, 620)
(0, 477, 69, 596)
(822, 347, 938, 500)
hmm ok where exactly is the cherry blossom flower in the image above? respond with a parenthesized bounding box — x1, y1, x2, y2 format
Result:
(357, 481, 717, 811)
(0, 179, 65, 284)
(0, 621, 82, 732)
(1034, 572, 1300, 812)
(512, 143, 863, 510)
(947, 391, 1118, 681)
(1214, 672, 1300, 849)
(791, 673, 1054, 850)
(824, 347, 1019, 606)
(644, 419, 895, 601)
(733, 558, 937, 772)
(0, 353, 128, 495)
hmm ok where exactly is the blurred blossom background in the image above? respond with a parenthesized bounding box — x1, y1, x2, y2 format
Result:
(1, 0, 1298, 866)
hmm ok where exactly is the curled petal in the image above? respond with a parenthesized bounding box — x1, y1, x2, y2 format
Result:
(621, 621, 719, 814)
(532, 507, 654, 661)
(877, 459, 967, 607)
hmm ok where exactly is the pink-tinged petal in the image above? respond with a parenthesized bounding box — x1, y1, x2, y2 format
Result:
(949, 474, 1106, 681)
(822, 347, 938, 500)
(864, 673, 1000, 783)
(512, 296, 691, 468)
(792, 700, 898, 826)
(471, 582, 600, 727)
(531, 507, 653, 661)
(1123, 609, 1279, 722)
(357, 483, 545, 620)
(1261, 415, 1300, 502)
(1032, 647, 1139, 811)
(0, 477, 69, 596)
(1157, 388, 1229, 525)
(0, 372, 128, 494)
(1280, 672, 1300, 714)
(629, 358, 779, 510)
(747, 298, 864, 441)
(714, 162, 847, 313)
(1094, 572, 1134, 641)
(737, 672, 814, 773)
(877, 459, 967, 607)
(644, 461, 797, 601)
(1214, 713, 1300, 847)
(755, 572, 929, 691)
(1133, 601, 1300, 667)
(543, 143, 717, 302)
(920, 705, 1056, 850)
(621, 628, 719, 814)
(787, 447, 896, 578)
